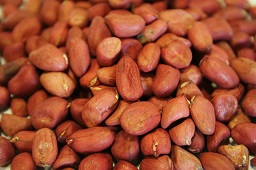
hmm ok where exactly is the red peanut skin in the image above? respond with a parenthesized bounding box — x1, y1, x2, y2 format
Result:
(49, 21, 68, 47)
(132, 3, 159, 24)
(156, 33, 192, 48)
(206, 121, 230, 152)
(29, 44, 68, 72)
(10, 152, 37, 170)
(113, 160, 138, 170)
(176, 80, 204, 101)
(70, 98, 88, 127)
(140, 155, 173, 170)
(241, 89, 256, 117)
(78, 153, 113, 170)
(40, 0, 60, 26)
(66, 127, 114, 154)
(10, 130, 35, 153)
(200, 152, 235, 170)
(140, 128, 171, 157)
(30, 96, 69, 130)
(27, 90, 48, 117)
(199, 55, 240, 89)
(10, 98, 27, 117)
(0, 136, 16, 167)
(190, 95, 216, 135)
(161, 95, 190, 129)
(188, 21, 213, 53)
(111, 130, 140, 164)
(67, 37, 91, 77)
(180, 64, 202, 85)
(137, 43, 160, 72)
(88, 2, 111, 22)
(25, 35, 48, 54)
(116, 55, 143, 101)
(97, 64, 116, 86)
(0, 86, 10, 110)
(188, 128, 205, 153)
(231, 122, 256, 153)
(32, 128, 58, 167)
(120, 38, 143, 61)
(3, 42, 26, 62)
(81, 89, 118, 127)
(105, 13, 145, 38)
(152, 64, 180, 97)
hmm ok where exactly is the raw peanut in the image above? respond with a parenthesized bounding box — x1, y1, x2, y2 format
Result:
(231, 122, 256, 153)
(12, 16, 41, 42)
(161, 95, 190, 129)
(0, 86, 10, 110)
(10, 97, 28, 117)
(211, 94, 238, 122)
(49, 21, 68, 47)
(81, 89, 118, 127)
(231, 31, 253, 50)
(10, 152, 36, 170)
(40, 72, 76, 98)
(32, 128, 58, 167)
(216, 41, 237, 62)
(132, 3, 159, 24)
(25, 35, 48, 54)
(96, 37, 121, 67)
(78, 153, 113, 170)
(89, 85, 117, 96)
(29, 44, 68, 72)
(214, 6, 248, 21)
(120, 38, 143, 61)
(23, 0, 42, 14)
(200, 152, 235, 170)
(152, 64, 180, 97)
(58, 0, 75, 22)
(202, 16, 233, 41)
(169, 118, 195, 146)
(66, 26, 84, 49)
(189, 95, 216, 135)
(105, 13, 145, 38)
(0, 136, 15, 167)
(188, 21, 213, 53)
(105, 100, 130, 126)
(30, 96, 70, 130)
(111, 130, 140, 164)
(55, 120, 83, 143)
(211, 83, 245, 101)
(161, 40, 192, 69)
(113, 160, 138, 170)
(228, 106, 251, 129)
(207, 44, 230, 63)
(140, 72, 154, 97)
(188, 0, 221, 15)
(2, 9, 33, 30)
(140, 128, 171, 157)
(87, 2, 111, 22)
(206, 121, 230, 152)
(68, 8, 89, 28)
(140, 155, 173, 170)
(0, 32, 13, 50)
(10, 130, 35, 153)
(237, 48, 256, 61)
(137, 43, 160, 72)
(40, 0, 60, 26)
(108, 0, 131, 9)
(176, 80, 204, 100)
(218, 144, 249, 170)
(97, 65, 116, 86)
(169, 0, 189, 9)
(156, 33, 192, 48)
(188, 128, 205, 153)
(185, 7, 207, 21)
(2, 3, 18, 18)
(1, 113, 33, 137)
(223, 0, 249, 9)
(67, 126, 114, 154)
(87, 16, 111, 56)
(137, 19, 167, 44)
(199, 55, 239, 89)
(3, 42, 26, 62)
(116, 55, 143, 101)
(70, 98, 88, 127)
(180, 65, 202, 85)
(67, 37, 90, 77)
(233, 19, 256, 35)
(241, 89, 256, 117)
(40, 26, 51, 41)
(120, 101, 161, 135)
(79, 59, 100, 88)
(159, 9, 195, 37)
(231, 57, 256, 85)
(171, 145, 202, 170)
(52, 145, 81, 170)
(148, 96, 168, 111)
(27, 89, 48, 116)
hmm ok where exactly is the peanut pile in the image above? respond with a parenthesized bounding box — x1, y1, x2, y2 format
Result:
(0, 0, 256, 169)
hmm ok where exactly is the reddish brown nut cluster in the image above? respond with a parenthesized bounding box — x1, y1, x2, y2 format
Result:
(0, 0, 256, 169)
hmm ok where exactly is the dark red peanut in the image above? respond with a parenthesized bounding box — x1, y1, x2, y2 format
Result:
(10, 130, 35, 153)
(140, 155, 173, 170)
(78, 153, 113, 170)
(0, 136, 16, 167)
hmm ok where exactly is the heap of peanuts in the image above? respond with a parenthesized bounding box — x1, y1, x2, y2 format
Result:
(0, 0, 256, 169)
